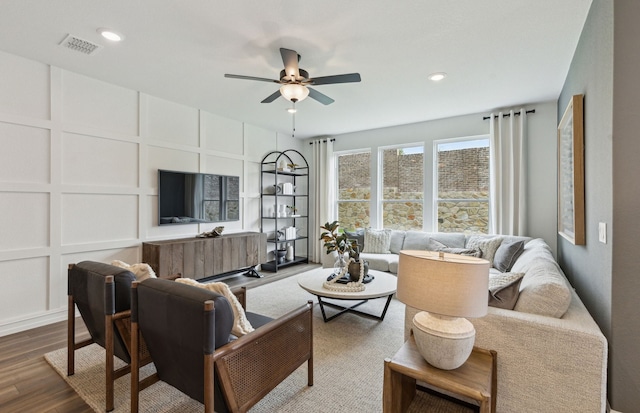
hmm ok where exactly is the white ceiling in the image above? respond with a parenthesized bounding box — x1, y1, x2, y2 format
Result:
(0, 0, 592, 139)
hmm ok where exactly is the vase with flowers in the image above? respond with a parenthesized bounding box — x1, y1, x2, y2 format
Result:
(320, 221, 368, 282)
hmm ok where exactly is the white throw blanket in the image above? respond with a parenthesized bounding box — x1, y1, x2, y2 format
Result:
(175, 278, 254, 337)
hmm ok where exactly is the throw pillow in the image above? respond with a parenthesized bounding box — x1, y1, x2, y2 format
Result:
(176, 278, 254, 337)
(362, 228, 392, 254)
(466, 236, 504, 266)
(110, 260, 157, 281)
(493, 240, 526, 272)
(488, 272, 525, 309)
(423, 239, 481, 257)
(344, 228, 365, 252)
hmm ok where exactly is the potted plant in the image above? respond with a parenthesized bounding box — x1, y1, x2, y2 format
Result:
(320, 221, 368, 282)
(286, 205, 299, 216)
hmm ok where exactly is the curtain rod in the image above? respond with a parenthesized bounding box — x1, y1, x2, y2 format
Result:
(309, 138, 336, 145)
(483, 109, 535, 120)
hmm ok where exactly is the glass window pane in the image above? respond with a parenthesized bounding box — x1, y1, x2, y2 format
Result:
(435, 138, 490, 234)
(383, 201, 422, 230)
(204, 175, 220, 200)
(437, 200, 489, 234)
(227, 176, 239, 200)
(338, 152, 370, 201)
(204, 200, 220, 221)
(337, 152, 370, 228)
(338, 201, 370, 229)
(382, 147, 424, 200)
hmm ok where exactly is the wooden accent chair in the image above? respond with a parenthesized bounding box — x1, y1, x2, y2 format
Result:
(67, 261, 177, 412)
(130, 278, 314, 413)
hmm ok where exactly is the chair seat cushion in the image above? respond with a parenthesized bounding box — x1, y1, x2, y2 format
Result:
(246, 312, 274, 329)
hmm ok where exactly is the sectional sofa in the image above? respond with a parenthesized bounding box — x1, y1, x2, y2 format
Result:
(323, 229, 607, 413)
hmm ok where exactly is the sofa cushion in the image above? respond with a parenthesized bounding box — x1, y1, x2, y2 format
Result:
(426, 239, 480, 256)
(493, 240, 526, 272)
(344, 228, 365, 251)
(402, 231, 430, 250)
(360, 252, 397, 273)
(429, 232, 466, 248)
(466, 236, 503, 266)
(488, 271, 525, 309)
(389, 230, 406, 254)
(510, 238, 571, 318)
(362, 228, 392, 253)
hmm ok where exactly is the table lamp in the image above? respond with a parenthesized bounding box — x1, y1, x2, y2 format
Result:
(397, 250, 490, 370)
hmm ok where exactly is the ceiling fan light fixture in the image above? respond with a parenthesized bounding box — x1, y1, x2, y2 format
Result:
(280, 83, 309, 102)
(428, 72, 447, 82)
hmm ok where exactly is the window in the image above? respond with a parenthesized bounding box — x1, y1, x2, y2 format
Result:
(434, 138, 489, 234)
(336, 150, 371, 229)
(381, 145, 424, 230)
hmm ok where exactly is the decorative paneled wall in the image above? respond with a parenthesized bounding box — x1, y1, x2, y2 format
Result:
(0, 49, 301, 336)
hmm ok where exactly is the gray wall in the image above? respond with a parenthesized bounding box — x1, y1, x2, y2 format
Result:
(558, 0, 640, 410)
(611, 1, 640, 410)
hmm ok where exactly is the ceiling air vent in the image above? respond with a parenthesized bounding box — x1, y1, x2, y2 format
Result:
(59, 34, 102, 56)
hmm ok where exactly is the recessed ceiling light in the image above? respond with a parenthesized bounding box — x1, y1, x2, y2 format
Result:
(428, 72, 447, 82)
(97, 28, 124, 42)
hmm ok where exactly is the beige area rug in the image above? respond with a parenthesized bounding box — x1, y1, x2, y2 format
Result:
(45, 268, 474, 413)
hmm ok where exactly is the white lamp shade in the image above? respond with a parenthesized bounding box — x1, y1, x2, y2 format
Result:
(279, 83, 310, 102)
(397, 250, 489, 318)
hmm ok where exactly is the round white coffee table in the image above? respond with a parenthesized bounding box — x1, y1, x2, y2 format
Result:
(298, 268, 397, 322)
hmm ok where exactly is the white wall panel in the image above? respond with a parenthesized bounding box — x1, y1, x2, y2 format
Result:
(0, 257, 49, 320)
(244, 124, 276, 162)
(202, 112, 243, 154)
(0, 122, 50, 184)
(61, 194, 138, 245)
(146, 96, 198, 146)
(0, 192, 49, 250)
(60, 247, 139, 305)
(146, 146, 199, 189)
(0, 50, 50, 120)
(61, 132, 138, 187)
(203, 155, 243, 183)
(246, 161, 261, 196)
(61, 71, 138, 135)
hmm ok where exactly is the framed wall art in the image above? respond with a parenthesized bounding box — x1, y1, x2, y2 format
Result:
(557, 94, 585, 245)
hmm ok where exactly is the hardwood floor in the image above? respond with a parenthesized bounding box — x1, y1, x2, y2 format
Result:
(0, 263, 319, 413)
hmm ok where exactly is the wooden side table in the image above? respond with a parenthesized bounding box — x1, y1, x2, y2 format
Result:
(383, 335, 497, 413)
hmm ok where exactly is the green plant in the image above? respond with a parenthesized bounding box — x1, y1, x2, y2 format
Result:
(286, 205, 298, 214)
(319, 221, 360, 261)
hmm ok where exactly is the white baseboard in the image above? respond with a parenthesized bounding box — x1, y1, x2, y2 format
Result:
(0, 308, 67, 337)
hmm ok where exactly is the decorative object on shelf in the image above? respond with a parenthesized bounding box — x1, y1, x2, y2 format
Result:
(276, 249, 287, 264)
(284, 226, 297, 240)
(397, 250, 490, 370)
(279, 204, 287, 217)
(197, 226, 224, 238)
(286, 205, 298, 216)
(286, 244, 295, 261)
(277, 159, 290, 172)
(320, 220, 368, 282)
(287, 163, 299, 171)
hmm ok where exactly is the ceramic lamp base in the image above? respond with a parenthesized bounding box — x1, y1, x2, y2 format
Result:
(412, 311, 476, 370)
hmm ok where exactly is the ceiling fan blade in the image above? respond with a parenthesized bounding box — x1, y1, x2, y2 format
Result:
(307, 87, 334, 105)
(261, 90, 282, 103)
(280, 48, 301, 80)
(225, 74, 280, 84)
(309, 73, 362, 85)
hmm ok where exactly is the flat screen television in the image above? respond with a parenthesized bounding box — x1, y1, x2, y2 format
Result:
(158, 169, 240, 225)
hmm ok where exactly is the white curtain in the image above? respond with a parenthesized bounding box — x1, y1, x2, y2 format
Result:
(309, 139, 335, 263)
(489, 109, 527, 236)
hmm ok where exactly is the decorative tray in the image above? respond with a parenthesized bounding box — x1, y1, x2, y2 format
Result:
(326, 273, 375, 284)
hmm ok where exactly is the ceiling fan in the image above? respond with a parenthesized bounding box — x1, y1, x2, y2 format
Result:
(224, 48, 361, 105)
